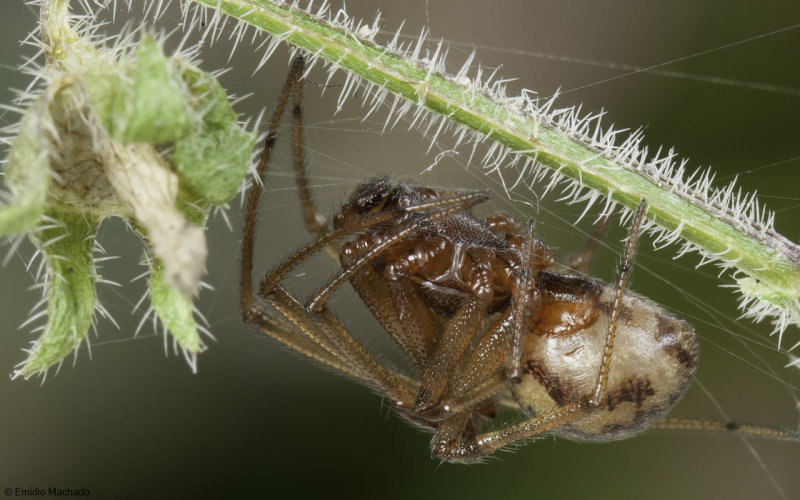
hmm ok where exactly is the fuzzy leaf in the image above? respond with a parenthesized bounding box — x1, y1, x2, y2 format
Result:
(16, 212, 98, 378)
(85, 36, 194, 144)
(172, 65, 256, 206)
(0, 97, 50, 235)
(148, 258, 203, 359)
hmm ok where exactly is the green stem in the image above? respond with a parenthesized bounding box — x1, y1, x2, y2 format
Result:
(188, 0, 800, 330)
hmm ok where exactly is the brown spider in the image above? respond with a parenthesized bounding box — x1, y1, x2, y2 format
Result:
(240, 57, 797, 462)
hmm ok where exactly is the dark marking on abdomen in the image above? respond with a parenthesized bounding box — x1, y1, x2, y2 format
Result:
(605, 376, 655, 411)
(524, 358, 570, 407)
(655, 314, 698, 370)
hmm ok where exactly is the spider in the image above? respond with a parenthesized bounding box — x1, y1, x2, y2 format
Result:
(240, 56, 798, 461)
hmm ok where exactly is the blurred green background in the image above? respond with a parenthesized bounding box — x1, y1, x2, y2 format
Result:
(2, 1, 800, 499)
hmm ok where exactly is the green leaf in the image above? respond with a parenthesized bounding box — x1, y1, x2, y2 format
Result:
(16, 212, 98, 378)
(148, 257, 203, 360)
(85, 36, 194, 144)
(0, 97, 50, 235)
(173, 64, 256, 206)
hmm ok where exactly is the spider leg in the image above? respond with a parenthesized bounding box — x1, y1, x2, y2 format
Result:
(252, 188, 486, 407)
(241, 56, 306, 317)
(255, 191, 485, 406)
(422, 214, 581, 421)
(565, 211, 612, 273)
(351, 264, 437, 371)
(413, 247, 496, 413)
(247, 290, 367, 379)
(505, 219, 544, 381)
(263, 283, 426, 406)
(418, 310, 515, 421)
(653, 418, 799, 442)
(431, 200, 649, 461)
(239, 56, 359, 366)
(376, 235, 474, 371)
(433, 399, 590, 461)
(589, 199, 646, 407)
(289, 59, 329, 238)
(251, 206, 425, 404)
(240, 56, 384, 383)
(265, 284, 419, 405)
(265, 286, 365, 374)
(240, 55, 436, 396)
(258, 208, 400, 297)
(413, 294, 489, 411)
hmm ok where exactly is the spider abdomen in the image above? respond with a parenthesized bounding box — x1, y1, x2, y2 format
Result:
(512, 284, 699, 441)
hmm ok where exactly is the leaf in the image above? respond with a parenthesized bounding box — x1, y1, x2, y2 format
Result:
(0, 97, 51, 236)
(16, 212, 98, 378)
(85, 36, 194, 144)
(173, 64, 256, 206)
(148, 257, 205, 365)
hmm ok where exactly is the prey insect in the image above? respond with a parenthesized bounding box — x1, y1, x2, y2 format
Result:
(240, 56, 798, 461)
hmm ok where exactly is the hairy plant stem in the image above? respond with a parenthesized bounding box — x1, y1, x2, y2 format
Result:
(188, 0, 800, 331)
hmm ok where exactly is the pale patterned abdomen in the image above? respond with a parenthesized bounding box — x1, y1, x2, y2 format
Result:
(512, 285, 699, 441)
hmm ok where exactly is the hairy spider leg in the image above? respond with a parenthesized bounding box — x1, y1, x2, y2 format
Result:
(287, 57, 330, 237)
(257, 191, 490, 406)
(653, 418, 799, 441)
(506, 219, 544, 382)
(241, 57, 305, 319)
(426, 201, 800, 453)
(413, 221, 564, 431)
(344, 241, 438, 371)
(591, 198, 647, 406)
(342, 212, 524, 378)
(379, 271, 439, 370)
(240, 55, 375, 378)
(238, 55, 423, 403)
(346, 213, 529, 385)
(409, 211, 612, 419)
(416, 309, 516, 422)
(412, 221, 542, 416)
(410, 246, 496, 413)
